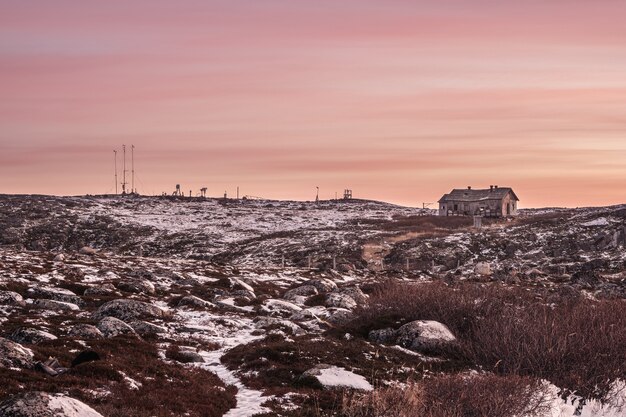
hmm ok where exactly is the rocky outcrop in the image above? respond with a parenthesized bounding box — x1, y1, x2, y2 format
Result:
(0, 392, 104, 417)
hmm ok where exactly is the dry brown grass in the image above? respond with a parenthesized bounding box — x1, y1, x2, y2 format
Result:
(0, 336, 236, 417)
(344, 280, 626, 401)
(341, 374, 551, 417)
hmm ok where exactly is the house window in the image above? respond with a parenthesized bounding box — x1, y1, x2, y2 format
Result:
(454, 204, 458, 211)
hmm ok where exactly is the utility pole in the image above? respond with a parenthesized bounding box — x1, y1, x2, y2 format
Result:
(315, 186, 319, 204)
(113, 150, 118, 195)
(237, 186, 239, 199)
(131, 144, 135, 194)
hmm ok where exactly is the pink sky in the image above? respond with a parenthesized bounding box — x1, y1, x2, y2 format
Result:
(1, 1, 626, 207)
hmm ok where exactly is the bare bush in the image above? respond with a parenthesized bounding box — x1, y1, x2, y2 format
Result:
(346, 280, 626, 402)
(342, 374, 551, 417)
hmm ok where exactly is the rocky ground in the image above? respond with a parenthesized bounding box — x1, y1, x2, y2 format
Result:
(0, 195, 625, 416)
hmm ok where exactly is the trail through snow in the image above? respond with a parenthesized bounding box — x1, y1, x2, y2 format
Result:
(189, 315, 272, 417)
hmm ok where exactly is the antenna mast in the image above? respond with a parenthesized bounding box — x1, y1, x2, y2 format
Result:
(131, 144, 135, 194)
(122, 145, 127, 194)
(114, 150, 118, 195)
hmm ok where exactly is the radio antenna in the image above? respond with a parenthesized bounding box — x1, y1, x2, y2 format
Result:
(131, 144, 135, 194)
(114, 150, 118, 195)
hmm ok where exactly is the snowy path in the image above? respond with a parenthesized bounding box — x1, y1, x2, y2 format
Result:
(178, 312, 272, 417)
(202, 347, 271, 417)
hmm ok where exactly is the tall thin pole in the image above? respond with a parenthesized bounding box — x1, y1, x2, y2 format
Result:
(122, 145, 127, 194)
(131, 144, 135, 194)
(114, 150, 118, 195)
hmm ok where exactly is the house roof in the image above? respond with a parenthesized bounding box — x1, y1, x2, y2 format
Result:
(438, 187, 519, 203)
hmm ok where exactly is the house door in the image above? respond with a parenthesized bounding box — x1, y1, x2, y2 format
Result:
(507, 203, 511, 215)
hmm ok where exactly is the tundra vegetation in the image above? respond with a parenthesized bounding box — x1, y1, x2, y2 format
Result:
(0, 195, 624, 416)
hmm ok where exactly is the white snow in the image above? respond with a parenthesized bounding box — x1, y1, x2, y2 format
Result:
(582, 218, 610, 227)
(48, 394, 104, 417)
(544, 381, 626, 417)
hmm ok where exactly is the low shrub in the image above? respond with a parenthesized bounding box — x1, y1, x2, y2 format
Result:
(341, 374, 551, 417)
(345, 280, 626, 401)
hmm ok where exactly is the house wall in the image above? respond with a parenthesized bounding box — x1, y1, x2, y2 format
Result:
(439, 192, 518, 217)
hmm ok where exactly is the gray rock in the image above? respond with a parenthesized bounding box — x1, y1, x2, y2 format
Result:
(53, 254, 66, 262)
(28, 286, 83, 306)
(337, 286, 368, 304)
(177, 295, 212, 309)
(97, 317, 137, 338)
(396, 320, 456, 352)
(325, 308, 355, 326)
(0, 392, 104, 417)
(368, 328, 397, 344)
(79, 246, 97, 256)
(0, 291, 25, 306)
(304, 279, 338, 293)
(475, 262, 492, 276)
(301, 364, 373, 391)
(31, 299, 80, 312)
(9, 328, 57, 345)
(116, 279, 155, 295)
(172, 350, 205, 364)
(0, 337, 34, 369)
(254, 317, 306, 336)
(129, 320, 167, 336)
(68, 324, 103, 339)
(284, 285, 318, 301)
(83, 283, 119, 296)
(325, 293, 357, 310)
(92, 299, 166, 321)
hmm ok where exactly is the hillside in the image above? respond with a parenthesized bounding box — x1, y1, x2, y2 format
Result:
(0, 195, 625, 417)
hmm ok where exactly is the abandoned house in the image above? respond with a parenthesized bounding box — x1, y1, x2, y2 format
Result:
(438, 186, 519, 217)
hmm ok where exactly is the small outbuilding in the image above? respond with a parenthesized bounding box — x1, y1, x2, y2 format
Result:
(438, 186, 519, 217)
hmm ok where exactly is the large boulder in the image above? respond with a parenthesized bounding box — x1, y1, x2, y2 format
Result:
(9, 328, 57, 345)
(0, 337, 34, 369)
(92, 299, 166, 321)
(97, 317, 137, 338)
(0, 291, 25, 306)
(301, 364, 373, 391)
(396, 320, 456, 352)
(0, 392, 104, 417)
